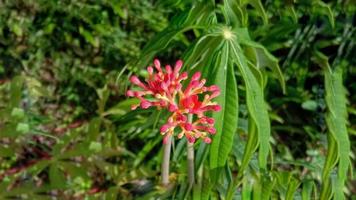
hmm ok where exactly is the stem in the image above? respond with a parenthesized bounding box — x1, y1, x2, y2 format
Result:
(162, 135, 172, 186)
(187, 114, 195, 187)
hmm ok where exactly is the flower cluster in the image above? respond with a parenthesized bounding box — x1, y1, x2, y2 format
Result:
(126, 59, 221, 143)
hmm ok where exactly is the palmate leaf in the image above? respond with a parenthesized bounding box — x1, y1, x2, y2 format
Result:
(209, 42, 238, 183)
(323, 66, 350, 200)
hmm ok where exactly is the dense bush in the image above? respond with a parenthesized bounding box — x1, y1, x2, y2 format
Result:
(0, 0, 355, 199)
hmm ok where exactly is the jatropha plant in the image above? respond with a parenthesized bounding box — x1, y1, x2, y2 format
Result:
(126, 59, 221, 186)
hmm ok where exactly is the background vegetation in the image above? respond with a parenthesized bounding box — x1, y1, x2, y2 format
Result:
(0, 0, 355, 199)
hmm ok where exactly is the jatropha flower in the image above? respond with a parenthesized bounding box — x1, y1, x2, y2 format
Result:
(126, 59, 221, 144)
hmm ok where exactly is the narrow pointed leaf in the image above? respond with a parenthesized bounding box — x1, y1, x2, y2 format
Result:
(209, 43, 238, 183)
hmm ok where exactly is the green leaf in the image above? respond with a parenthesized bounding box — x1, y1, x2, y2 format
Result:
(301, 100, 318, 111)
(104, 98, 140, 117)
(136, 2, 215, 68)
(313, 1, 335, 28)
(49, 164, 66, 189)
(87, 117, 101, 141)
(183, 34, 224, 73)
(302, 180, 315, 200)
(240, 118, 258, 173)
(11, 107, 25, 119)
(285, 177, 301, 200)
(230, 39, 271, 171)
(209, 43, 238, 183)
(89, 141, 102, 152)
(10, 76, 24, 109)
(244, 0, 268, 24)
(324, 67, 350, 200)
(234, 28, 285, 93)
(16, 123, 30, 134)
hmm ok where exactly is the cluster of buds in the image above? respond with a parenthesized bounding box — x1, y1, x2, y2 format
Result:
(126, 59, 221, 143)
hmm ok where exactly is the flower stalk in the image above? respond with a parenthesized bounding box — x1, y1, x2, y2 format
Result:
(187, 115, 195, 188)
(162, 135, 172, 186)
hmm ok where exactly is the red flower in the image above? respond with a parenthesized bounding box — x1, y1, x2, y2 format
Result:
(127, 59, 221, 143)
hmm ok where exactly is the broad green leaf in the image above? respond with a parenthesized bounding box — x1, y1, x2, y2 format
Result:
(209, 43, 238, 183)
(324, 67, 350, 200)
(230, 39, 271, 171)
(314, 51, 350, 200)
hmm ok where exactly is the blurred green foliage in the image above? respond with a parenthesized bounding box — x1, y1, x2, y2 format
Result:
(0, 0, 355, 199)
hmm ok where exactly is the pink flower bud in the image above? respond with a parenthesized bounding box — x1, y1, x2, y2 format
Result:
(208, 85, 220, 91)
(210, 90, 220, 99)
(160, 124, 170, 133)
(126, 90, 134, 97)
(204, 137, 212, 143)
(168, 104, 178, 112)
(161, 82, 168, 90)
(184, 123, 193, 131)
(213, 105, 221, 111)
(187, 136, 196, 143)
(207, 127, 216, 134)
(147, 66, 153, 74)
(154, 59, 162, 72)
(175, 60, 183, 72)
(180, 72, 188, 80)
(206, 117, 215, 124)
(192, 72, 201, 81)
(131, 104, 139, 110)
(140, 101, 152, 109)
(130, 75, 141, 85)
(165, 65, 172, 74)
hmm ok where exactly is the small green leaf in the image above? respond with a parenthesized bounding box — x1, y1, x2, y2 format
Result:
(10, 76, 24, 109)
(11, 108, 25, 119)
(301, 100, 318, 111)
(16, 123, 30, 134)
(89, 141, 102, 152)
